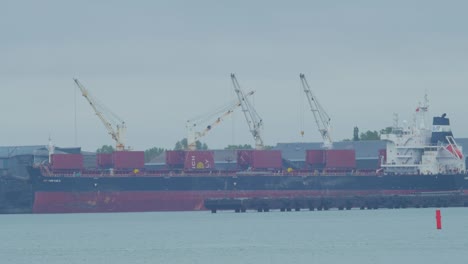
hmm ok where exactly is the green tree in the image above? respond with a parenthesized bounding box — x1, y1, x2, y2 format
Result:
(359, 130, 380, 141)
(351, 126, 394, 141)
(174, 139, 186, 150)
(199, 142, 208, 150)
(174, 138, 208, 150)
(96, 145, 114, 153)
(144, 147, 166, 163)
(224, 144, 253, 150)
(380, 126, 393, 135)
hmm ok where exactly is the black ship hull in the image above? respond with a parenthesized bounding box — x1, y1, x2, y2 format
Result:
(29, 168, 468, 213)
(0, 177, 33, 214)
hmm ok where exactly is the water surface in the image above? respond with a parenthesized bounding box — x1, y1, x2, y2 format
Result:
(0, 208, 467, 264)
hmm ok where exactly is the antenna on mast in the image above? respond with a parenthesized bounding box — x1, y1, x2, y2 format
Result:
(48, 135, 55, 164)
(74, 83, 78, 146)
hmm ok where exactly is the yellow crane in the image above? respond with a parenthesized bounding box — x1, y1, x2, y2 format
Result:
(300, 73, 333, 149)
(74, 79, 127, 151)
(231, 74, 264, 150)
(186, 91, 254, 150)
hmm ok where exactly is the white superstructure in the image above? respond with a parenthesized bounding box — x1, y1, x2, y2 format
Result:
(380, 96, 465, 175)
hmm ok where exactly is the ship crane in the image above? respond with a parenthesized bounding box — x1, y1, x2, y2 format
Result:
(300, 73, 333, 149)
(186, 91, 254, 150)
(73, 79, 127, 151)
(231, 74, 264, 150)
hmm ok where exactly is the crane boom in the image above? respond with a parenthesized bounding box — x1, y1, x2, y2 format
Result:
(187, 91, 254, 150)
(299, 73, 333, 149)
(73, 79, 127, 151)
(231, 74, 264, 150)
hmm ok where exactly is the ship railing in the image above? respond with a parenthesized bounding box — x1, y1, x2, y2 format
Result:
(41, 166, 468, 178)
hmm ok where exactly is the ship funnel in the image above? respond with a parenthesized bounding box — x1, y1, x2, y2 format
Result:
(431, 114, 453, 145)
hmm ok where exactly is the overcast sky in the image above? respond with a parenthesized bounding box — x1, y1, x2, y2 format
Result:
(2, 0, 468, 151)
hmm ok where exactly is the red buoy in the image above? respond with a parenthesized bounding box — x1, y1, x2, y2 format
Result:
(436, 209, 442, 230)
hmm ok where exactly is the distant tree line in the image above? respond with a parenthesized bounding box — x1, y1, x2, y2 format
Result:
(96, 145, 114, 153)
(174, 138, 208, 150)
(224, 144, 253, 150)
(348, 126, 393, 141)
(96, 137, 278, 163)
(96, 138, 209, 163)
(144, 147, 166, 163)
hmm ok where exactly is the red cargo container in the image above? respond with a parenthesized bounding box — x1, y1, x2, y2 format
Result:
(51, 154, 83, 170)
(97, 153, 113, 168)
(184, 151, 214, 170)
(166, 150, 186, 166)
(237, 150, 254, 167)
(305, 150, 325, 165)
(325, 149, 356, 169)
(251, 150, 282, 170)
(113, 151, 145, 169)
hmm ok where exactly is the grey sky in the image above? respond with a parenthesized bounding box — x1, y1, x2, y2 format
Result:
(2, 1, 468, 151)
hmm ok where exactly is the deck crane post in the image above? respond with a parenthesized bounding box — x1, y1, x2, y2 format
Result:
(186, 91, 254, 150)
(230, 74, 264, 150)
(299, 73, 333, 149)
(73, 79, 127, 151)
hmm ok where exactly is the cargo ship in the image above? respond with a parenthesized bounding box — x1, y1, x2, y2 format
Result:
(27, 102, 468, 213)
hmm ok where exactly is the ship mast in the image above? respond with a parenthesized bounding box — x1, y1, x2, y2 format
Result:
(47, 136, 55, 164)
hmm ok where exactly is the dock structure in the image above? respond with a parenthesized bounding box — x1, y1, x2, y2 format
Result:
(205, 191, 468, 213)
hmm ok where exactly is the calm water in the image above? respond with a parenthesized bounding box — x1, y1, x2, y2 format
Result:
(0, 208, 467, 264)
